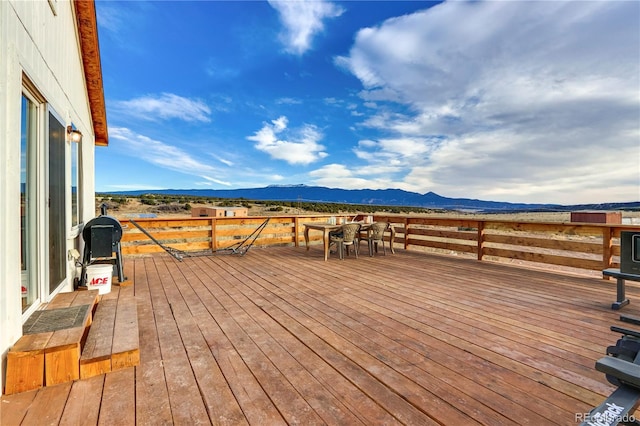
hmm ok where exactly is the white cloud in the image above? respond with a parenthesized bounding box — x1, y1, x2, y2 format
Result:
(109, 127, 230, 186)
(114, 93, 211, 123)
(268, 0, 343, 55)
(247, 116, 328, 165)
(216, 157, 234, 167)
(103, 183, 166, 191)
(336, 0, 640, 204)
(205, 59, 240, 80)
(95, 2, 154, 52)
(96, 4, 125, 34)
(309, 164, 395, 190)
(276, 97, 303, 105)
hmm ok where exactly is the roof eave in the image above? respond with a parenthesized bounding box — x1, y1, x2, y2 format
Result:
(73, 0, 108, 147)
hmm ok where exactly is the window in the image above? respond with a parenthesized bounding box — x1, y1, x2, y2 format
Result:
(71, 136, 80, 227)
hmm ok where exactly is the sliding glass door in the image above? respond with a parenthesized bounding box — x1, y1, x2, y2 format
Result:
(20, 95, 37, 312)
(48, 112, 66, 294)
(21, 86, 69, 312)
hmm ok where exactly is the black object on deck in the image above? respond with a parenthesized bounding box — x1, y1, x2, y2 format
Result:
(580, 326, 640, 425)
(81, 207, 126, 285)
(603, 268, 640, 310)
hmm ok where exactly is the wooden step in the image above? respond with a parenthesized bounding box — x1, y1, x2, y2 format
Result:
(44, 290, 100, 386)
(3, 332, 52, 394)
(79, 298, 117, 378)
(5, 278, 138, 395)
(4, 290, 99, 394)
(80, 286, 140, 379)
(111, 287, 140, 370)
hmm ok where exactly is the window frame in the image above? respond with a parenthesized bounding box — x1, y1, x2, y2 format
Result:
(47, 108, 67, 294)
(20, 75, 51, 318)
(70, 127, 81, 233)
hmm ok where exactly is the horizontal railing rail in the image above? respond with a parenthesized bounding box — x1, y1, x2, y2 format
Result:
(119, 215, 640, 274)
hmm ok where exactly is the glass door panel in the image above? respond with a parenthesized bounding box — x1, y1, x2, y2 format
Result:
(21, 95, 37, 312)
(71, 140, 79, 226)
(48, 112, 66, 294)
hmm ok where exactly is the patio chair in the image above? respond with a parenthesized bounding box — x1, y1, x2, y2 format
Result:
(579, 325, 640, 425)
(330, 223, 361, 260)
(366, 222, 389, 256)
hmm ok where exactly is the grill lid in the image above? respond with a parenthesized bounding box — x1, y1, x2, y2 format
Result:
(82, 215, 123, 243)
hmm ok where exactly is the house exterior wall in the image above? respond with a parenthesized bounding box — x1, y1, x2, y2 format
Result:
(0, 0, 98, 394)
(192, 207, 249, 218)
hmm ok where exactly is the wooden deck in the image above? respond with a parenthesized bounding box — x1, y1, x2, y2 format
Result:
(3, 245, 639, 425)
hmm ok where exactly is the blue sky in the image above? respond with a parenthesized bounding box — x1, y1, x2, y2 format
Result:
(94, 0, 640, 205)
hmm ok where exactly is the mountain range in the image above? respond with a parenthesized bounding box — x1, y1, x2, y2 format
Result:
(106, 185, 640, 213)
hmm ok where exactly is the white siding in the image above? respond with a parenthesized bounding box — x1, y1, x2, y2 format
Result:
(0, 0, 23, 399)
(0, 0, 98, 394)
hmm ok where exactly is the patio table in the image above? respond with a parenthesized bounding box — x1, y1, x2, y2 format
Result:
(303, 222, 395, 260)
(303, 223, 346, 261)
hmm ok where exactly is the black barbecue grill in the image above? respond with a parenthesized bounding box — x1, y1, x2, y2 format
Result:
(81, 208, 126, 285)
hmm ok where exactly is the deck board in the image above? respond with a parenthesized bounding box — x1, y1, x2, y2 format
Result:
(98, 368, 136, 426)
(3, 246, 637, 425)
(133, 258, 173, 426)
(146, 258, 212, 425)
(20, 382, 72, 425)
(59, 375, 104, 426)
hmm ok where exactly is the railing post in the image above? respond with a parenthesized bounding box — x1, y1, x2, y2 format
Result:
(211, 218, 217, 251)
(404, 218, 409, 250)
(477, 221, 485, 261)
(603, 227, 614, 279)
(294, 216, 299, 247)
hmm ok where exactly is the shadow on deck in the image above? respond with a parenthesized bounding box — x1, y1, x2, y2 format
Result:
(3, 245, 637, 425)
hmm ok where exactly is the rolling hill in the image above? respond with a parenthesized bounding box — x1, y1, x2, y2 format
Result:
(105, 185, 640, 213)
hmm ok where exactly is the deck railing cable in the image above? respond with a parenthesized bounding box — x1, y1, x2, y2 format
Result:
(129, 218, 271, 261)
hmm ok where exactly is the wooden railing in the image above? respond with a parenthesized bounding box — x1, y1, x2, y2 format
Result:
(119, 215, 640, 273)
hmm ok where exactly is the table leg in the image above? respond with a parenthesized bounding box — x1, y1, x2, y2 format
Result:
(613, 277, 630, 310)
(388, 226, 395, 254)
(304, 227, 310, 251)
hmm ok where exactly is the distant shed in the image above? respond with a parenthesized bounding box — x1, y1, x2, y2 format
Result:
(192, 206, 248, 218)
(570, 211, 622, 224)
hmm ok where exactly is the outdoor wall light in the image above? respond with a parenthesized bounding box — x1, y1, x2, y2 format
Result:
(66, 125, 83, 142)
